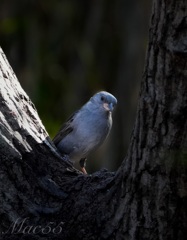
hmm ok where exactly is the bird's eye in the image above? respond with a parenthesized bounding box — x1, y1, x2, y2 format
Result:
(101, 96, 104, 101)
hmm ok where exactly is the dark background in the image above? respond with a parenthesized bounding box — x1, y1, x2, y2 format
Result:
(0, 0, 151, 172)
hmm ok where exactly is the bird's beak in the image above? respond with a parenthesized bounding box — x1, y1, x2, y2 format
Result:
(103, 102, 114, 112)
(109, 102, 114, 112)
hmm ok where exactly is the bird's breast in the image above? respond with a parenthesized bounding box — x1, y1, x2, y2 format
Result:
(75, 111, 112, 150)
(59, 109, 112, 162)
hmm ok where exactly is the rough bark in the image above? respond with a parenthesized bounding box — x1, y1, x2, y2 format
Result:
(119, 0, 187, 239)
(0, 0, 187, 239)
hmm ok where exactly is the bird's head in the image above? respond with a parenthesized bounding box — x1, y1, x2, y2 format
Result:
(91, 91, 117, 112)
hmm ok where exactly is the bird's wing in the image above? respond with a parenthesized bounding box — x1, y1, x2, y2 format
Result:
(53, 110, 79, 145)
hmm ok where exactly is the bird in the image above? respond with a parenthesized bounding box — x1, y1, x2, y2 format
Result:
(53, 91, 117, 174)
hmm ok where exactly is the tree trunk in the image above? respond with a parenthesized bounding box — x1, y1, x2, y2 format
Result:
(1, 0, 187, 239)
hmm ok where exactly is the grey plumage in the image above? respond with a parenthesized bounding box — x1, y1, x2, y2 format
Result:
(53, 91, 117, 173)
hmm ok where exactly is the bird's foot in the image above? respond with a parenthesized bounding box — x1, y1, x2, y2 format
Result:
(81, 167, 87, 174)
(79, 158, 87, 174)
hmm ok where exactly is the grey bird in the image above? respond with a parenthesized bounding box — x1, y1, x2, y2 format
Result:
(53, 91, 117, 174)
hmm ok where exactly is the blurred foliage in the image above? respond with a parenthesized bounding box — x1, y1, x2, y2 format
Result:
(0, 0, 151, 172)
